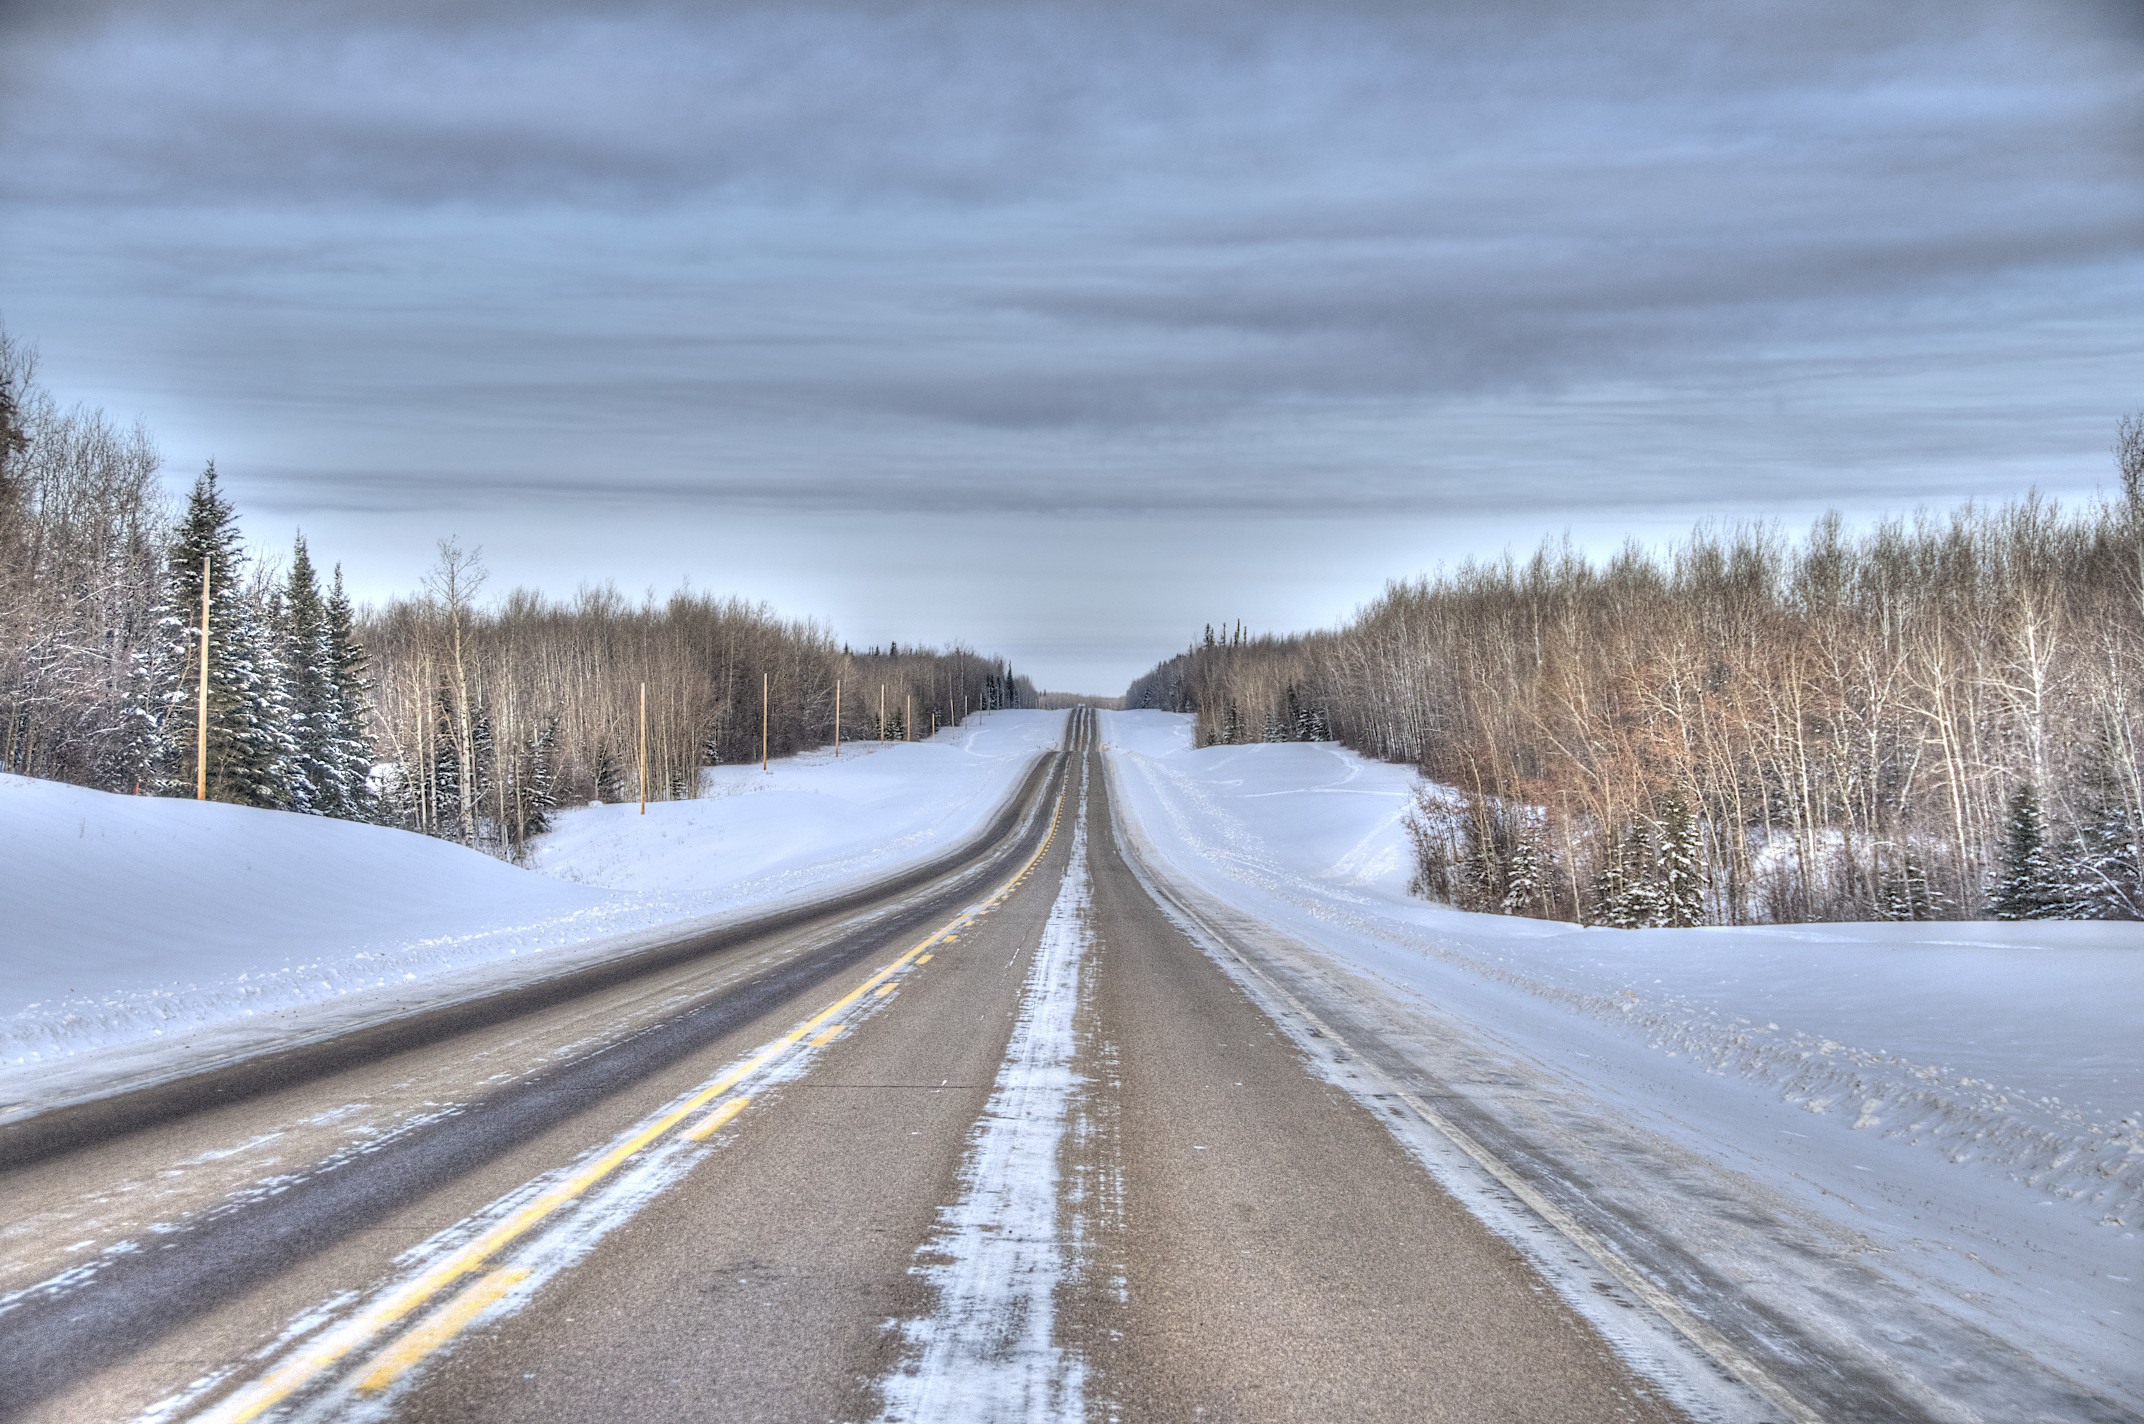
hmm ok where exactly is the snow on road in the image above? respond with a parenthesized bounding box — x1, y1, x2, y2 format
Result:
(0, 712, 1064, 1105)
(879, 757, 1092, 1424)
(1100, 710, 2144, 1418)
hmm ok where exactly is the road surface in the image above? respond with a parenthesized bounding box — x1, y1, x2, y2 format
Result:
(1, 711, 1710, 1423)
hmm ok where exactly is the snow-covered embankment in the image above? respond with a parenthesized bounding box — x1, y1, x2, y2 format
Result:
(1100, 709, 2143, 1418)
(0, 711, 1065, 1105)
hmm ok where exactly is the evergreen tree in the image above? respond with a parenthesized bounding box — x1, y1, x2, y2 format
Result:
(1623, 820, 1665, 926)
(499, 716, 561, 854)
(1589, 828, 1634, 927)
(592, 741, 624, 803)
(1656, 794, 1707, 927)
(1458, 809, 1505, 912)
(1285, 684, 1330, 742)
(129, 465, 298, 806)
(1592, 821, 1665, 928)
(1988, 783, 2062, 920)
(320, 566, 377, 820)
(1877, 851, 1942, 921)
(1501, 819, 1549, 916)
(277, 535, 334, 813)
(2060, 768, 2142, 919)
(431, 682, 464, 835)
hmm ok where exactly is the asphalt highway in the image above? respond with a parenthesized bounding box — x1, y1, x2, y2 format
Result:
(0, 710, 1695, 1423)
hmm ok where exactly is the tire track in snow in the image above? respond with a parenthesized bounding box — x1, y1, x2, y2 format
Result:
(878, 756, 1093, 1424)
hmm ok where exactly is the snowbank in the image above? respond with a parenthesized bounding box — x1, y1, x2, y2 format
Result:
(529, 712, 1067, 913)
(1101, 710, 2144, 1413)
(0, 712, 1063, 1098)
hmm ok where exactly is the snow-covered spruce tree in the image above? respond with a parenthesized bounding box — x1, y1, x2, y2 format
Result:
(591, 741, 624, 803)
(1589, 828, 1635, 927)
(499, 716, 560, 856)
(1592, 821, 1666, 928)
(130, 464, 298, 806)
(1988, 783, 2063, 920)
(1624, 820, 1666, 927)
(276, 535, 334, 813)
(1458, 807, 1506, 913)
(1877, 851, 1942, 921)
(1655, 794, 1707, 927)
(1500, 817, 1550, 917)
(2060, 767, 2142, 919)
(429, 681, 465, 837)
(320, 566, 378, 821)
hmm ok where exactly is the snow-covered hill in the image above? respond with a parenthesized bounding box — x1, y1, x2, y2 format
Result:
(0, 711, 1064, 1101)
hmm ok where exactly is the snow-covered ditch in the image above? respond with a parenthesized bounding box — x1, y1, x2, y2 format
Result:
(1100, 710, 2143, 1415)
(0, 712, 1065, 1103)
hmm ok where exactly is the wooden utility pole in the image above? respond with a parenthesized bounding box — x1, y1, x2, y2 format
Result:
(196, 552, 211, 801)
(638, 681, 647, 816)
(905, 693, 913, 742)
(761, 671, 770, 772)
(878, 683, 886, 741)
(833, 677, 843, 757)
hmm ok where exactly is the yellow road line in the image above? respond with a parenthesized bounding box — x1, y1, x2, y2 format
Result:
(194, 765, 1070, 1424)
(915, 953, 933, 965)
(684, 1093, 754, 1143)
(354, 1267, 530, 1394)
(809, 1025, 846, 1047)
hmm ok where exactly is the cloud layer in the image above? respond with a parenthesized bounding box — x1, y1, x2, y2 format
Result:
(3, 0, 2140, 680)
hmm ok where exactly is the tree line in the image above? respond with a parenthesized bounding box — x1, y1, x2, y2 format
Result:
(1127, 426, 2144, 925)
(0, 331, 1034, 859)
(361, 552, 1032, 856)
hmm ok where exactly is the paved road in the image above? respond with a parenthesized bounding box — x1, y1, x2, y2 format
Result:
(1, 711, 1697, 1422)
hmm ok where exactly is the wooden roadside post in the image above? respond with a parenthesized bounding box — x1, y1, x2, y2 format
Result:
(761, 671, 770, 772)
(878, 683, 886, 741)
(196, 552, 211, 801)
(638, 681, 647, 816)
(834, 677, 843, 757)
(905, 693, 913, 742)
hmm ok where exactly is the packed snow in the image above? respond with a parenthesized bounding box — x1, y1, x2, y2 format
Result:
(0, 712, 1064, 1107)
(1100, 710, 2143, 1417)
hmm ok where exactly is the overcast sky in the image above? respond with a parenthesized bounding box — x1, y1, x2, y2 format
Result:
(3, 0, 2140, 690)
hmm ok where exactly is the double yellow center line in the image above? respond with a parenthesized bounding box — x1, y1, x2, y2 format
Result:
(193, 774, 1067, 1424)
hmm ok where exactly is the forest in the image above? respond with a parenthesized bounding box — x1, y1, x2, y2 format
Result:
(1128, 423, 2144, 926)
(0, 333, 1033, 860)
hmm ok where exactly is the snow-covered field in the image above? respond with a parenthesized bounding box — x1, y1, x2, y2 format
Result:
(0, 712, 1064, 1106)
(1100, 710, 2144, 1418)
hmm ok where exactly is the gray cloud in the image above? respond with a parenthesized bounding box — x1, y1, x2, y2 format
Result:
(2, 0, 2140, 683)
